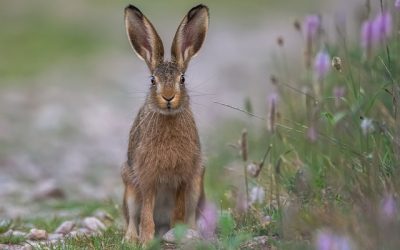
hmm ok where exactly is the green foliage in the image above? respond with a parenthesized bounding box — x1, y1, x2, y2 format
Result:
(24, 217, 65, 233)
(202, 8, 400, 249)
(0, 11, 109, 80)
(173, 224, 188, 243)
(0, 219, 12, 234)
(0, 235, 25, 245)
(217, 212, 251, 250)
(45, 226, 140, 250)
(50, 200, 119, 218)
(218, 212, 236, 238)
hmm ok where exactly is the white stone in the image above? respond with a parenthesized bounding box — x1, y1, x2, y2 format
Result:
(12, 230, 28, 238)
(54, 221, 75, 235)
(82, 217, 106, 232)
(27, 228, 48, 240)
(48, 233, 63, 241)
(94, 210, 113, 222)
(67, 228, 91, 238)
(162, 228, 201, 243)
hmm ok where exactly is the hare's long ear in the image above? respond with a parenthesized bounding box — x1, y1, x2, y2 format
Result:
(171, 5, 209, 71)
(125, 5, 164, 72)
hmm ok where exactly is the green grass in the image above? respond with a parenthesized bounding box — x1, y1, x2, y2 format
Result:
(0, 220, 12, 234)
(0, 11, 109, 80)
(0, 219, 25, 245)
(49, 200, 120, 218)
(45, 227, 140, 250)
(0, 235, 26, 245)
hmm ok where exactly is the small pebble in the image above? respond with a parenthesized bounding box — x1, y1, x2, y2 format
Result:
(12, 230, 28, 237)
(2, 229, 27, 238)
(27, 228, 48, 241)
(48, 233, 63, 241)
(78, 228, 92, 235)
(54, 221, 75, 235)
(82, 217, 106, 232)
(67, 228, 90, 238)
(94, 210, 113, 222)
(162, 228, 201, 243)
(1, 229, 13, 237)
(67, 230, 79, 237)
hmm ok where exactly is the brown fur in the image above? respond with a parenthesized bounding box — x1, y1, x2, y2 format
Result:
(121, 4, 209, 244)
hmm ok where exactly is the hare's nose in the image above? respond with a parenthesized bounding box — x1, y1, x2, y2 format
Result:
(162, 95, 175, 102)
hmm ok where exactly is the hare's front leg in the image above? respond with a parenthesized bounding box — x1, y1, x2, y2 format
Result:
(123, 183, 140, 243)
(185, 174, 203, 229)
(121, 163, 140, 243)
(139, 187, 155, 244)
(171, 184, 186, 227)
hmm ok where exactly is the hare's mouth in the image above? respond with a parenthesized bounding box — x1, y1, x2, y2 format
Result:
(167, 102, 172, 110)
(160, 100, 179, 110)
(151, 100, 182, 115)
(154, 94, 182, 114)
(156, 105, 183, 115)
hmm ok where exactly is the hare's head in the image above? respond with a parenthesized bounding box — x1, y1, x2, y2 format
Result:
(125, 5, 209, 115)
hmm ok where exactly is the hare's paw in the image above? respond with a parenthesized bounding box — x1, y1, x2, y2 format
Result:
(124, 227, 139, 243)
(139, 230, 155, 245)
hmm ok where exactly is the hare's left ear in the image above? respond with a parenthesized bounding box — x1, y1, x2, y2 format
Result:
(171, 5, 209, 71)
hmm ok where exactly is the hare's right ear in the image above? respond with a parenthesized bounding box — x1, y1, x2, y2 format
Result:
(124, 5, 164, 72)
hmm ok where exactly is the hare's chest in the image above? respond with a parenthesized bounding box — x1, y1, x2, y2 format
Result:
(137, 119, 200, 176)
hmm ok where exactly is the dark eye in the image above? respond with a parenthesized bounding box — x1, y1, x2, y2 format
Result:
(150, 76, 156, 86)
(180, 74, 185, 84)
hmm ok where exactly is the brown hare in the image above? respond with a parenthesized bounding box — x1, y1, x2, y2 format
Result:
(121, 4, 209, 244)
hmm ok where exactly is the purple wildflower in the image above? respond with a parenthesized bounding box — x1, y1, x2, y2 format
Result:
(396, 0, 400, 10)
(314, 51, 331, 80)
(303, 15, 320, 69)
(333, 86, 346, 107)
(315, 230, 352, 250)
(373, 12, 393, 43)
(380, 194, 397, 220)
(307, 125, 318, 142)
(361, 20, 374, 51)
(267, 92, 279, 132)
(315, 230, 334, 250)
(336, 236, 352, 250)
(304, 15, 321, 40)
(197, 202, 218, 240)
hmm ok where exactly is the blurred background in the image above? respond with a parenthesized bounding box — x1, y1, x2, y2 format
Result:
(0, 0, 366, 217)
